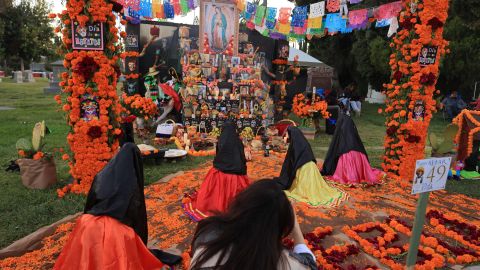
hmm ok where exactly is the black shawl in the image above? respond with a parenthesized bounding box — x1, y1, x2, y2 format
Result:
(84, 143, 182, 265)
(276, 126, 316, 190)
(213, 121, 247, 175)
(84, 143, 148, 243)
(321, 113, 368, 175)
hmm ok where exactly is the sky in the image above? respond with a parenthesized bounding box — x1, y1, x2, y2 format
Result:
(49, 0, 295, 25)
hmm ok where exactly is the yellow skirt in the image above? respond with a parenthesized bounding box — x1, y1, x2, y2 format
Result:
(285, 161, 347, 207)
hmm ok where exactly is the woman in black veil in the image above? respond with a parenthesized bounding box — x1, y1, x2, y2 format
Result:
(54, 143, 181, 270)
(321, 113, 384, 185)
(276, 126, 347, 207)
(183, 121, 250, 221)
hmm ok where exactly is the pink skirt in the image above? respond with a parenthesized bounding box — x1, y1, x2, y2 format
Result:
(330, 151, 384, 186)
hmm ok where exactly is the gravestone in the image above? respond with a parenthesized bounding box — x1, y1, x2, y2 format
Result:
(23, 70, 35, 83)
(13, 71, 23, 83)
(44, 60, 66, 94)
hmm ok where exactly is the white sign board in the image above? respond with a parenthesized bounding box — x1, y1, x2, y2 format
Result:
(412, 157, 452, 195)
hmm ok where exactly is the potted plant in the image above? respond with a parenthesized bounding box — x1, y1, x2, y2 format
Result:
(292, 93, 330, 140)
(16, 121, 57, 189)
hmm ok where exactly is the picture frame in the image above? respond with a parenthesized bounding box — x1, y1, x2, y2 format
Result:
(231, 56, 241, 67)
(199, 0, 239, 55)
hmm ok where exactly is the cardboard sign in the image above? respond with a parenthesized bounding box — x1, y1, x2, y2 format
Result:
(72, 21, 104, 51)
(418, 46, 438, 66)
(412, 157, 452, 194)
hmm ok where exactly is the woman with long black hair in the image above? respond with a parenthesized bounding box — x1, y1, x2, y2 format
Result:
(183, 121, 250, 221)
(189, 180, 317, 270)
(54, 143, 181, 270)
(276, 126, 347, 207)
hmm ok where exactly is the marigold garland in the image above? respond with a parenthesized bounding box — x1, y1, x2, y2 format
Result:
(381, 0, 450, 182)
(52, 0, 123, 196)
(452, 110, 480, 161)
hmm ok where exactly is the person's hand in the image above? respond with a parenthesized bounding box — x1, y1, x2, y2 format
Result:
(290, 204, 305, 245)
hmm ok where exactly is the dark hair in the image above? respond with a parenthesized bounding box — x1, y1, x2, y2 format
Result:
(190, 180, 294, 270)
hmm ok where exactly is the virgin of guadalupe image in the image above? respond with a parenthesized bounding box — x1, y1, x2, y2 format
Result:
(211, 6, 227, 52)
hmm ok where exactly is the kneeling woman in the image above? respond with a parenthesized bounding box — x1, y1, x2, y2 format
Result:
(276, 126, 347, 207)
(189, 180, 317, 270)
(54, 143, 180, 270)
(184, 121, 250, 221)
(321, 114, 384, 186)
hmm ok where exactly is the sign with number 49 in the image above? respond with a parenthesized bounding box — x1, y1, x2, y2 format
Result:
(412, 157, 452, 195)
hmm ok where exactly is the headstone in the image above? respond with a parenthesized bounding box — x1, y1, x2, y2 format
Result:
(23, 70, 35, 83)
(13, 71, 23, 83)
(365, 83, 386, 104)
(44, 60, 66, 94)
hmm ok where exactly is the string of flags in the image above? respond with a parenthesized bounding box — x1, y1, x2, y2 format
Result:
(119, 0, 403, 41)
(240, 0, 403, 41)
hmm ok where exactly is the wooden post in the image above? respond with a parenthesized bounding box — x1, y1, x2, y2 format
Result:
(405, 192, 430, 269)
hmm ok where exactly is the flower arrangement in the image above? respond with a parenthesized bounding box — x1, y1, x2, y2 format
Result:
(16, 121, 51, 160)
(292, 93, 330, 127)
(51, 0, 125, 196)
(120, 93, 159, 120)
(381, 0, 450, 182)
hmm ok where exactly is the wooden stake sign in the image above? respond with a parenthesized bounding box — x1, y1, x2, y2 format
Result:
(406, 157, 452, 268)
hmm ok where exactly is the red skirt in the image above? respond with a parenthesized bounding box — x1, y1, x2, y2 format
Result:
(183, 167, 250, 221)
(54, 214, 164, 270)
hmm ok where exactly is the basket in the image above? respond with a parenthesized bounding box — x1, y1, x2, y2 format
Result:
(156, 119, 177, 138)
(275, 119, 297, 137)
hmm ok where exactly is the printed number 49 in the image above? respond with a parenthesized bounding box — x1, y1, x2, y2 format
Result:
(426, 166, 446, 182)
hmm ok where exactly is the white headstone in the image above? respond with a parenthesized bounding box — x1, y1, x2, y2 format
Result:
(23, 70, 35, 83)
(13, 71, 23, 83)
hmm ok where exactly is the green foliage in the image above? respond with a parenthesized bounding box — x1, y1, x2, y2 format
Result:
(0, 0, 55, 69)
(15, 138, 33, 152)
(438, 0, 480, 99)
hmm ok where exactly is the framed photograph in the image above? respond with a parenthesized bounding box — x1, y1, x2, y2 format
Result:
(231, 56, 241, 67)
(202, 67, 212, 77)
(239, 85, 250, 96)
(200, 0, 239, 55)
(200, 53, 210, 64)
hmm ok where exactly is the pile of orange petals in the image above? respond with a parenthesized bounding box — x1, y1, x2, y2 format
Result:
(2, 154, 480, 269)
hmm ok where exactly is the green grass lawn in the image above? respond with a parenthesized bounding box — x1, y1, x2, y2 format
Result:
(0, 78, 478, 249)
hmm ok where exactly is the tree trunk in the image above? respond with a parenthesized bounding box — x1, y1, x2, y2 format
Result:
(20, 58, 24, 72)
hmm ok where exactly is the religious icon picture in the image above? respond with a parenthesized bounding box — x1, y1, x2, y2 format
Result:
(413, 100, 425, 121)
(80, 94, 99, 122)
(231, 56, 241, 67)
(200, 0, 239, 55)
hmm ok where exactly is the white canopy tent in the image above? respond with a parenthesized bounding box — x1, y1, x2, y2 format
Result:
(288, 47, 324, 67)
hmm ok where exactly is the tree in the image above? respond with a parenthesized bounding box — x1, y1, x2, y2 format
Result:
(0, 0, 55, 71)
(437, 0, 480, 99)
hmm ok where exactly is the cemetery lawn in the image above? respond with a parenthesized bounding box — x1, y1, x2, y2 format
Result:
(0, 78, 478, 249)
